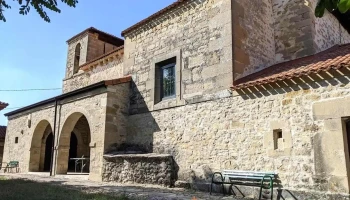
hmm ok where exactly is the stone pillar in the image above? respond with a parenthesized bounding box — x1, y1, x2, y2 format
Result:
(313, 97, 350, 193)
(88, 145, 103, 181)
(29, 147, 41, 172)
(313, 118, 350, 193)
(55, 146, 70, 174)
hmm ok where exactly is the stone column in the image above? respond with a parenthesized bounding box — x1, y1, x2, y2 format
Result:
(29, 147, 41, 172)
(313, 97, 350, 193)
(55, 146, 70, 174)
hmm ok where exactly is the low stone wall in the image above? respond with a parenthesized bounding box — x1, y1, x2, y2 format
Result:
(102, 154, 175, 187)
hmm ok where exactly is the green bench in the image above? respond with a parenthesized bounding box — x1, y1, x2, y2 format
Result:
(1, 161, 19, 173)
(210, 170, 277, 200)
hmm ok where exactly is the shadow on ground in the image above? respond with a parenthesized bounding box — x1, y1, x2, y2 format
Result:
(0, 178, 129, 200)
(0, 174, 242, 200)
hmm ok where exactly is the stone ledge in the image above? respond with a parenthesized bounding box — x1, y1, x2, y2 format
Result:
(103, 153, 172, 159)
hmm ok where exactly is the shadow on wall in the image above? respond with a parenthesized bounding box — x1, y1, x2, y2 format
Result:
(122, 80, 161, 153)
(122, 82, 302, 197)
(237, 68, 350, 100)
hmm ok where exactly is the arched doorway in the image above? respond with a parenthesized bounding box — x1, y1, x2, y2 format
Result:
(43, 133, 53, 171)
(29, 120, 53, 172)
(56, 113, 91, 174)
(68, 132, 78, 171)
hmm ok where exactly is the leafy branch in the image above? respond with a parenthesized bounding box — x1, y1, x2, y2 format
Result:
(0, 0, 78, 22)
(316, 0, 350, 17)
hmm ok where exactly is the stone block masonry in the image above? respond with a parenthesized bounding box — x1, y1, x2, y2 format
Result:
(3, 83, 131, 182)
(102, 154, 175, 187)
(4, 0, 350, 198)
(124, 0, 233, 113)
(126, 75, 350, 198)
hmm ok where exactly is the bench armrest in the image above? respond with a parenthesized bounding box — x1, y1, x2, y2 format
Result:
(211, 172, 225, 184)
(261, 174, 274, 188)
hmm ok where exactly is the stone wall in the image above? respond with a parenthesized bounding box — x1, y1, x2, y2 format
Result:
(104, 84, 130, 153)
(272, 0, 317, 64)
(272, 0, 350, 64)
(3, 106, 55, 172)
(86, 35, 118, 62)
(102, 154, 174, 187)
(233, 0, 275, 79)
(124, 0, 233, 113)
(65, 33, 120, 80)
(54, 91, 108, 180)
(65, 33, 89, 78)
(2, 88, 114, 181)
(311, 0, 350, 51)
(126, 73, 350, 196)
(63, 58, 124, 93)
(233, 0, 350, 79)
(0, 140, 4, 163)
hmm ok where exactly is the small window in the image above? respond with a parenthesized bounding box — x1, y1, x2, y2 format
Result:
(15, 137, 19, 144)
(273, 129, 283, 150)
(73, 43, 81, 74)
(155, 57, 177, 103)
(161, 63, 176, 100)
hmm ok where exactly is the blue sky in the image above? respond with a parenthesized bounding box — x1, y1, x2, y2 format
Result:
(0, 0, 175, 125)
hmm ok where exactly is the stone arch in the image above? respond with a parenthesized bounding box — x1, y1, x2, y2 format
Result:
(29, 120, 53, 172)
(73, 43, 81, 74)
(56, 112, 91, 174)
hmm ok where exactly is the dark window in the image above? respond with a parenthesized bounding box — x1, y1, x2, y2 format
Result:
(73, 43, 81, 74)
(15, 137, 19, 144)
(160, 63, 176, 100)
(273, 129, 283, 150)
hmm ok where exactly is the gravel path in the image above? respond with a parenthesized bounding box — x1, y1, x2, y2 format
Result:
(1, 173, 248, 200)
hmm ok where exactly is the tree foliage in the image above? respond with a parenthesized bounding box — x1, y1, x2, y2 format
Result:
(316, 0, 350, 17)
(0, 0, 78, 22)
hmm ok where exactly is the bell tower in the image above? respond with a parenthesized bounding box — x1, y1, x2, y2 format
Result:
(65, 27, 124, 78)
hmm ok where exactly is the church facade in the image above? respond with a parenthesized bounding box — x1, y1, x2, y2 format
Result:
(4, 0, 350, 198)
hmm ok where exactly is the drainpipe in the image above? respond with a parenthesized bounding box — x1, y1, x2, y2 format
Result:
(50, 99, 58, 176)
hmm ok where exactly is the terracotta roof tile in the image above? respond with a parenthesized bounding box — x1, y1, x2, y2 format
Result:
(0, 126, 6, 139)
(4, 77, 132, 117)
(0, 101, 8, 111)
(121, 0, 186, 36)
(232, 44, 350, 90)
(67, 27, 124, 46)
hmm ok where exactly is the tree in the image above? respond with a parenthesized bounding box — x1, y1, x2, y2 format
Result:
(0, 0, 78, 22)
(316, 0, 350, 17)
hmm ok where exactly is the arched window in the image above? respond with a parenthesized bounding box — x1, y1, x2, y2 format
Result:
(73, 43, 81, 74)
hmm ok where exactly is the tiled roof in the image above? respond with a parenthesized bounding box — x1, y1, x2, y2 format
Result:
(232, 44, 350, 90)
(5, 76, 132, 117)
(0, 101, 8, 111)
(0, 126, 6, 139)
(121, 0, 186, 36)
(67, 27, 124, 46)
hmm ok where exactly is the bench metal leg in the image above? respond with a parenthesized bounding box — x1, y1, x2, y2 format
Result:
(258, 185, 263, 200)
(210, 172, 225, 196)
(259, 175, 274, 200)
(271, 181, 274, 200)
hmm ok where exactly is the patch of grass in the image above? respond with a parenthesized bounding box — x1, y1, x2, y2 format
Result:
(0, 179, 131, 200)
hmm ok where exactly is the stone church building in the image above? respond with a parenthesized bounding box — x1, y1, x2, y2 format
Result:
(4, 0, 350, 198)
